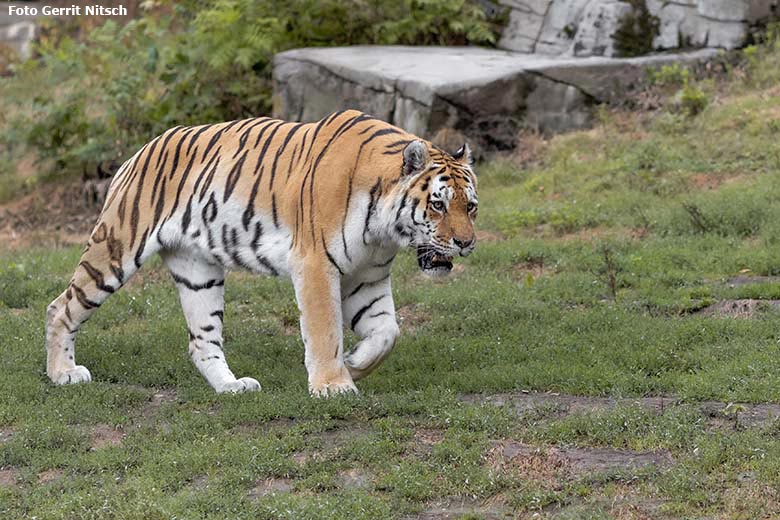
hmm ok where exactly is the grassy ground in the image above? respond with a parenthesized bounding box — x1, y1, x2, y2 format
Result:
(4, 56, 780, 519)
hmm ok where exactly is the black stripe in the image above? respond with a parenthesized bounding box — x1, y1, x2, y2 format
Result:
(202, 192, 218, 223)
(272, 194, 279, 228)
(268, 123, 304, 189)
(151, 175, 168, 229)
(322, 231, 344, 276)
(191, 148, 221, 201)
(198, 147, 223, 201)
(251, 221, 263, 251)
(169, 149, 199, 222)
(362, 179, 383, 245)
(252, 121, 287, 178)
(201, 120, 240, 162)
(71, 284, 101, 310)
(210, 310, 224, 322)
(350, 295, 387, 330)
(255, 254, 279, 276)
(79, 261, 115, 294)
(129, 136, 161, 248)
(181, 198, 192, 233)
(171, 272, 225, 291)
(344, 274, 390, 300)
(186, 125, 212, 156)
(223, 149, 249, 203)
(341, 174, 354, 261)
(134, 228, 149, 268)
(360, 127, 401, 147)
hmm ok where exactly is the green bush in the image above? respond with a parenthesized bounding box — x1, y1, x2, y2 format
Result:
(0, 0, 502, 195)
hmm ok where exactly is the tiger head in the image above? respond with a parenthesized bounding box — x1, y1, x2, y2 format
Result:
(395, 140, 478, 276)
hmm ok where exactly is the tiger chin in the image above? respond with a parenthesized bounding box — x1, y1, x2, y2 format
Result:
(44, 109, 478, 397)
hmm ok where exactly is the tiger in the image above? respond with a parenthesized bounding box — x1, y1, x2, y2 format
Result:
(45, 109, 478, 396)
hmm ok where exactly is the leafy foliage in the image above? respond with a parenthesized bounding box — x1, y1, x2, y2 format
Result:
(0, 0, 501, 194)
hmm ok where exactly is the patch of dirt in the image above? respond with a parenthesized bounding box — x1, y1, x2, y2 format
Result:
(37, 469, 65, 484)
(462, 392, 676, 418)
(724, 275, 780, 287)
(336, 468, 372, 489)
(0, 468, 19, 488)
(291, 452, 308, 465)
(232, 417, 296, 436)
(464, 392, 780, 431)
(606, 483, 666, 520)
(136, 388, 178, 420)
(397, 304, 432, 334)
(697, 299, 780, 318)
(486, 443, 573, 491)
(511, 259, 548, 282)
(248, 477, 293, 499)
(513, 128, 549, 168)
(0, 427, 15, 443)
(404, 498, 510, 520)
(0, 179, 97, 250)
(699, 401, 780, 429)
(313, 423, 372, 451)
(492, 441, 673, 477)
(721, 481, 780, 519)
(475, 229, 505, 243)
(189, 475, 210, 490)
(413, 428, 445, 447)
(556, 226, 643, 244)
(90, 424, 125, 449)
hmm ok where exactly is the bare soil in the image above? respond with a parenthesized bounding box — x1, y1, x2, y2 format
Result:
(697, 299, 780, 318)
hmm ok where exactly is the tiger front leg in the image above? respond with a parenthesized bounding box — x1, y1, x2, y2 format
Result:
(292, 256, 357, 397)
(342, 274, 399, 381)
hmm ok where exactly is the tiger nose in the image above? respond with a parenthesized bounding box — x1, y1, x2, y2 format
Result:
(453, 237, 474, 254)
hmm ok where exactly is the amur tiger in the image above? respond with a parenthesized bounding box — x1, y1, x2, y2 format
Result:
(45, 109, 478, 396)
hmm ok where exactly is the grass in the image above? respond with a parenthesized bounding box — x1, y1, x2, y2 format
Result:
(5, 46, 780, 519)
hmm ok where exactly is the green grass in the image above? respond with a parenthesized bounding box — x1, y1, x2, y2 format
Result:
(6, 52, 780, 519)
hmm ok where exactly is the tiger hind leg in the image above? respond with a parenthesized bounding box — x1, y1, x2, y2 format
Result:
(45, 223, 150, 385)
(162, 249, 261, 394)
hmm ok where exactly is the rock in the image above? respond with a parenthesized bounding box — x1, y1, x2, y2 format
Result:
(569, 1, 635, 57)
(0, 22, 36, 60)
(497, 0, 765, 55)
(498, 7, 546, 53)
(697, 0, 752, 22)
(534, 0, 592, 55)
(273, 46, 718, 147)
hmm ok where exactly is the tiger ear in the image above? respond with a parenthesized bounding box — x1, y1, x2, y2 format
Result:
(452, 143, 472, 165)
(402, 140, 429, 176)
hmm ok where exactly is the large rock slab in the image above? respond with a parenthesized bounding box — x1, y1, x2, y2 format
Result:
(273, 46, 717, 147)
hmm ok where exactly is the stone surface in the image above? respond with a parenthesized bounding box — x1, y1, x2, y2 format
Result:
(274, 46, 718, 146)
(0, 22, 36, 60)
(569, 0, 634, 57)
(498, 0, 776, 55)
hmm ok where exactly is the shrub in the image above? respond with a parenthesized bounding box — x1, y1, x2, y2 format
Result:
(0, 0, 503, 196)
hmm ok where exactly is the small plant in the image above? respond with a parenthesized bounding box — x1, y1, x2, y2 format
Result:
(649, 63, 690, 87)
(678, 82, 708, 117)
(600, 244, 619, 300)
(612, 0, 660, 57)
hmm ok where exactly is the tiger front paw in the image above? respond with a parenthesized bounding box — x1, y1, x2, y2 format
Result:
(51, 365, 92, 385)
(217, 377, 261, 394)
(309, 370, 358, 398)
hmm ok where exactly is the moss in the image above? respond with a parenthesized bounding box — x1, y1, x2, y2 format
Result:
(612, 0, 660, 57)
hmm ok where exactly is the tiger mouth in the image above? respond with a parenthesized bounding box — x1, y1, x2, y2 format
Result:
(416, 246, 453, 275)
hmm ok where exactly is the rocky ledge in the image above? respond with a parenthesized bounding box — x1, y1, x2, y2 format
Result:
(273, 46, 717, 150)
